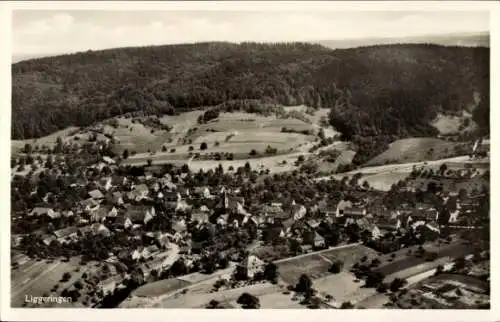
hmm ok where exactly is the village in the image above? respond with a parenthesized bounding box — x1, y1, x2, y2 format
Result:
(10, 134, 490, 309)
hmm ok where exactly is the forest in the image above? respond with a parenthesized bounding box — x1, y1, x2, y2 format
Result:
(12, 42, 489, 146)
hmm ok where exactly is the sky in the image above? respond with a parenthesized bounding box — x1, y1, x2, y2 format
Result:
(12, 10, 489, 61)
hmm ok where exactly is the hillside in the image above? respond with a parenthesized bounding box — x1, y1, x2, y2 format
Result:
(12, 42, 489, 166)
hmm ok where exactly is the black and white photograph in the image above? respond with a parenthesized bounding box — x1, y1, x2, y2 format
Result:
(2, 1, 496, 320)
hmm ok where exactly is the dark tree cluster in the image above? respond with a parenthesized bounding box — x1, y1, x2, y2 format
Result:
(12, 42, 488, 143)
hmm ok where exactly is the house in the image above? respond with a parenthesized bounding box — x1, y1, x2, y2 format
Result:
(307, 219, 321, 229)
(54, 226, 79, 243)
(313, 232, 325, 248)
(134, 184, 150, 198)
(29, 207, 56, 218)
(109, 192, 124, 206)
(80, 198, 100, 213)
(343, 207, 367, 218)
(291, 204, 307, 221)
(102, 156, 116, 164)
(12, 252, 30, 266)
(62, 210, 74, 218)
(263, 203, 289, 224)
(88, 189, 105, 200)
(11, 235, 23, 248)
(124, 205, 156, 224)
(172, 219, 187, 233)
(155, 232, 171, 249)
(91, 207, 109, 222)
(238, 255, 265, 279)
(78, 225, 93, 236)
(335, 200, 354, 217)
(191, 211, 209, 224)
(98, 275, 123, 296)
(42, 235, 56, 246)
(115, 217, 133, 229)
(91, 223, 111, 237)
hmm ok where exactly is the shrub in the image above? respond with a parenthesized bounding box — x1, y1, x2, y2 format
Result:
(249, 149, 258, 156)
(200, 142, 208, 150)
(170, 148, 176, 153)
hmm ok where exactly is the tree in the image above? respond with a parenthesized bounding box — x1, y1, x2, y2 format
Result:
(122, 149, 129, 159)
(340, 301, 354, 309)
(390, 278, 407, 292)
(295, 274, 313, 294)
(200, 142, 208, 150)
(147, 159, 153, 166)
(189, 146, 194, 151)
(237, 292, 260, 309)
(434, 264, 444, 276)
(263, 262, 278, 282)
(206, 299, 221, 309)
(365, 271, 385, 288)
(329, 260, 344, 274)
(24, 143, 33, 154)
(162, 146, 167, 152)
(376, 283, 388, 293)
(249, 149, 257, 156)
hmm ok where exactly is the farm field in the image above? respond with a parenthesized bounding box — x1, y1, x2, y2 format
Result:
(356, 172, 410, 191)
(154, 282, 279, 308)
(277, 254, 333, 284)
(133, 278, 192, 297)
(11, 126, 80, 155)
(124, 152, 311, 173)
(11, 257, 91, 307)
(366, 138, 463, 166)
(276, 244, 376, 284)
(374, 242, 473, 277)
(314, 272, 377, 305)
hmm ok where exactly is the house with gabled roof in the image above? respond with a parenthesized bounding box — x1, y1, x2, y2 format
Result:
(238, 254, 265, 279)
(80, 198, 100, 213)
(91, 223, 111, 237)
(290, 204, 307, 221)
(29, 207, 56, 217)
(89, 189, 105, 200)
(53, 226, 79, 244)
(124, 205, 155, 224)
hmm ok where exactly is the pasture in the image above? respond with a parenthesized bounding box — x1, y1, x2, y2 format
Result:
(11, 257, 90, 307)
(133, 278, 191, 297)
(276, 244, 376, 285)
(366, 138, 463, 166)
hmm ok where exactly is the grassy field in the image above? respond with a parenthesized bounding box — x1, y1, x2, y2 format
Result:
(276, 244, 377, 285)
(314, 272, 377, 305)
(133, 278, 192, 297)
(366, 138, 463, 166)
(124, 152, 310, 173)
(374, 242, 473, 277)
(11, 257, 90, 307)
(277, 254, 333, 284)
(11, 126, 80, 155)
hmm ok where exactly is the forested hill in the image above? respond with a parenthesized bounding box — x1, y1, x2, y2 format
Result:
(11, 42, 489, 140)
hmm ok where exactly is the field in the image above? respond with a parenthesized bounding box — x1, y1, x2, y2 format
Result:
(314, 272, 377, 305)
(373, 242, 473, 277)
(11, 257, 91, 307)
(356, 172, 411, 191)
(276, 244, 377, 285)
(366, 138, 463, 166)
(133, 278, 192, 297)
(11, 126, 80, 155)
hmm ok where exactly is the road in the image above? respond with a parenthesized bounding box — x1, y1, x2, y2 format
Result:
(314, 155, 473, 182)
(275, 242, 362, 264)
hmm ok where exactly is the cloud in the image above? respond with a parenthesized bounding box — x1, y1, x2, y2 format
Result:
(12, 11, 489, 58)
